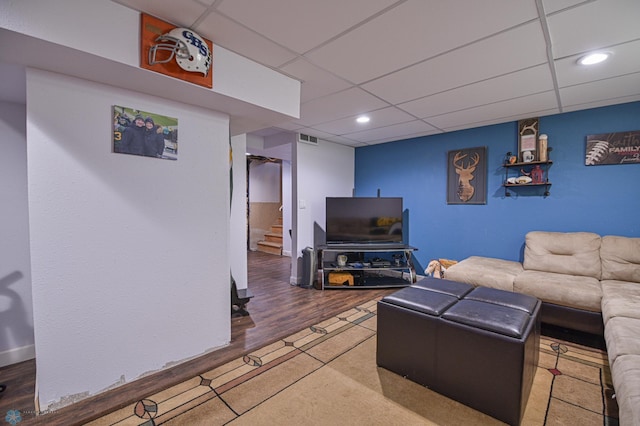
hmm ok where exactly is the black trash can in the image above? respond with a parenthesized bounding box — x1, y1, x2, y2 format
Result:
(300, 246, 316, 289)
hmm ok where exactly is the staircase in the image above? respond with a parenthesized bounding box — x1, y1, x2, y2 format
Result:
(257, 217, 283, 255)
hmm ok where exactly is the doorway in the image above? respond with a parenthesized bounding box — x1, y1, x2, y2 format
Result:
(247, 156, 284, 255)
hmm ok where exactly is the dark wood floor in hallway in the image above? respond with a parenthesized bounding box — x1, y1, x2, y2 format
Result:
(0, 251, 398, 425)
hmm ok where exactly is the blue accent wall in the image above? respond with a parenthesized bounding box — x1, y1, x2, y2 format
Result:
(355, 101, 640, 271)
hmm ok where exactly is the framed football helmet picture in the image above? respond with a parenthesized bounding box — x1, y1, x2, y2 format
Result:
(140, 13, 213, 88)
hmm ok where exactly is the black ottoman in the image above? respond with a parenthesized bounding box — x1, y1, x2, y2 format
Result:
(411, 276, 474, 299)
(437, 287, 540, 425)
(377, 283, 540, 426)
(377, 286, 460, 385)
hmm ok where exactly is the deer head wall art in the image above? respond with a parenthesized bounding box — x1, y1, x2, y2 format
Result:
(447, 147, 487, 205)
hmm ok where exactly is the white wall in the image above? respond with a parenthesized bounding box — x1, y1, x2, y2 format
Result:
(249, 162, 281, 203)
(230, 134, 248, 290)
(213, 47, 300, 119)
(0, 101, 35, 367)
(282, 161, 292, 257)
(0, 0, 138, 65)
(27, 69, 231, 410)
(291, 140, 354, 283)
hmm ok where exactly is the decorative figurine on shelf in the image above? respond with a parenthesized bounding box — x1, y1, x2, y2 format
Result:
(531, 164, 544, 184)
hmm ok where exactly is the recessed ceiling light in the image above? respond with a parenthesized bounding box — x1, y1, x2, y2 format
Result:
(356, 115, 370, 124)
(578, 52, 610, 66)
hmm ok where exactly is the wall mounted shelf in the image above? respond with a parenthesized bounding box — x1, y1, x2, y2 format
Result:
(503, 150, 553, 197)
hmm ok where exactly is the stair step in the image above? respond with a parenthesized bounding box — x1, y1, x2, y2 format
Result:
(257, 240, 282, 255)
(264, 232, 283, 243)
(257, 240, 281, 248)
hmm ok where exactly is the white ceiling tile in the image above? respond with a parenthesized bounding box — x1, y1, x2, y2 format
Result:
(559, 72, 640, 107)
(295, 88, 388, 126)
(306, 0, 539, 84)
(343, 141, 369, 147)
(273, 121, 306, 132)
(280, 59, 352, 103)
(441, 108, 559, 133)
(541, 0, 588, 14)
(362, 22, 549, 105)
(216, 0, 399, 54)
(547, 0, 640, 58)
(399, 65, 555, 119)
(113, 0, 208, 27)
(427, 92, 559, 129)
(312, 106, 416, 135)
(329, 136, 368, 147)
(362, 129, 443, 145)
(344, 120, 438, 143)
(555, 39, 640, 88)
(195, 11, 297, 69)
(561, 95, 640, 113)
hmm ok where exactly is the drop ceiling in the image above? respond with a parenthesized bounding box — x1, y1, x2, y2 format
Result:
(13, 0, 640, 147)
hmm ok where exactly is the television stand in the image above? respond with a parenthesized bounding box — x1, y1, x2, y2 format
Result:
(318, 244, 417, 289)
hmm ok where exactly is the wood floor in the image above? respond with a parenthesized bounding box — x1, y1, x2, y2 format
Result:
(0, 251, 398, 425)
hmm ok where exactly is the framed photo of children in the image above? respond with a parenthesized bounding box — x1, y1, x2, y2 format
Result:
(446, 146, 487, 204)
(113, 105, 178, 161)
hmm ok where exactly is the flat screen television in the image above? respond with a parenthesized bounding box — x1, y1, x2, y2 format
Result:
(325, 197, 403, 245)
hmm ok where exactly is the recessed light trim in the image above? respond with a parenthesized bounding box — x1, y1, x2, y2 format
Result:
(578, 52, 610, 66)
(356, 115, 370, 124)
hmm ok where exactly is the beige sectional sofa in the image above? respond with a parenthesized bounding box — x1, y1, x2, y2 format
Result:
(444, 231, 640, 426)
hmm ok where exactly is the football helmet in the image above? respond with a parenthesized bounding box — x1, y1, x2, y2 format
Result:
(149, 28, 212, 76)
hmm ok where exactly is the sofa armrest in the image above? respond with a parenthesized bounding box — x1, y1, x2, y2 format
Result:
(444, 256, 523, 292)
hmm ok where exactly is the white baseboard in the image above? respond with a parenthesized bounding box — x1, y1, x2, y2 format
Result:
(282, 250, 292, 257)
(0, 344, 36, 367)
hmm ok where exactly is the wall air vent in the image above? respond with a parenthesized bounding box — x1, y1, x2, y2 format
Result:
(297, 133, 319, 145)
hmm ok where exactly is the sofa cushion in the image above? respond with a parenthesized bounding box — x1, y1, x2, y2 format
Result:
(523, 231, 601, 279)
(601, 235, 640, 283)
(604, 317, 640, 367)
(513, 270, 602, 312)
(443, 256, 523, 291)
(601, 280, 640, 324)
(609, 354, 640, 426)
